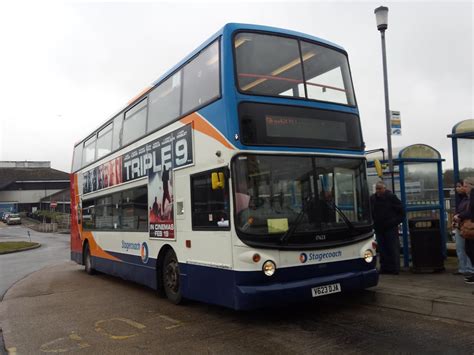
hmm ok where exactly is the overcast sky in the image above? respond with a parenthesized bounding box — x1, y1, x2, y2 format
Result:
(0, 1, 472, 172)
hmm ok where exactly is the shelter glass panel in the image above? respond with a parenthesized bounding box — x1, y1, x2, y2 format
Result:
(458, 138, 474, 181)
(406, 209, 440, 223)
(403, 163, 439, 205)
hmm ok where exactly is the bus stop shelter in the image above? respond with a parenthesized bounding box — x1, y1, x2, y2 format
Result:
(448, 119, 474, 183)
(367, 144, 447, 268)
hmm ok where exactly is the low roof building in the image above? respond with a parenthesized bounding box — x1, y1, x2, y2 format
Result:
(0, 161, 69, 213)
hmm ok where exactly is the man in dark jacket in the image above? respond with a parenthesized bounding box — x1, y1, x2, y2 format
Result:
(370, 181, 404, 274)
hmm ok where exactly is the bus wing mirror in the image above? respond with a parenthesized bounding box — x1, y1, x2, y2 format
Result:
(211, 172, 225, 190)
(374, 159, 384, 178)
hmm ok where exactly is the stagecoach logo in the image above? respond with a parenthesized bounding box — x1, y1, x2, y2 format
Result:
(300, 250, 343, 263)
(140, 242, 149, 264)
(300, 253, 308, 263)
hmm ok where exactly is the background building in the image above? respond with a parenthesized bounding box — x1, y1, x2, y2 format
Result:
(39, 188, 71, 213)
(0, 161, 70, 213)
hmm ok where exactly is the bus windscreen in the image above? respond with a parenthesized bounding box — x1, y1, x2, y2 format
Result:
(234, 32, 355, 106)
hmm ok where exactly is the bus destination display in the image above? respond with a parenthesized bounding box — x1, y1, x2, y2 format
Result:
(265, 115, 347, 141)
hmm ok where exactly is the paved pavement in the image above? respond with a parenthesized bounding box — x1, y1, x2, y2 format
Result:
(363, 256, 474, 324)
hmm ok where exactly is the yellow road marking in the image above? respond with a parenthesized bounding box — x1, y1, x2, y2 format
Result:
(95, 318, 146, 340)
(39, 332, 89, 353)
(158, 315, 183, 330)
(68, 332, 89, 349)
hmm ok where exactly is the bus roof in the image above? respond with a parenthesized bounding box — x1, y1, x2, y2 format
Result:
(151, 23, 346, 88)
(75, 23, 347, 148)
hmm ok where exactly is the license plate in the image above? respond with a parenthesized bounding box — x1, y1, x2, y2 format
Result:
(311, 283, 341, 297)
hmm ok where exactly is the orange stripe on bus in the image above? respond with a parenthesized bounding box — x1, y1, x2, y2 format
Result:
(180, 112, 234, 150)
(74, 173, 78, 195)
(83, 231, 121, 262)
(70, 173, 82, 253)
(127, 86, 153, 106)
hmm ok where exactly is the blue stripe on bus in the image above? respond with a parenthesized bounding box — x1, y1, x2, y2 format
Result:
(181, 258, 378, 309)
(87, 251, 377, 310)
(95, 257, 157, 290)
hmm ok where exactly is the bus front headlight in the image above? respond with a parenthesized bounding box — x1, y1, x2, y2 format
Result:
(262, 260, 276, 276)
(364, 249, 374, 263)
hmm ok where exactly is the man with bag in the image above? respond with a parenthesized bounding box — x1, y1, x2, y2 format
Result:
(456, 177, 474, 284)
(370, 181, 404, 275)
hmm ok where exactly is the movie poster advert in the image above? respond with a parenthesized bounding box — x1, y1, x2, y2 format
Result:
(83, 156, 123, 194)
(148, 164, 174, 239)
(145, 125, 193, 239)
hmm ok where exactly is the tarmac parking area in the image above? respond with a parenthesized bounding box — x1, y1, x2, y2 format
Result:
(1, 262, 474, 354)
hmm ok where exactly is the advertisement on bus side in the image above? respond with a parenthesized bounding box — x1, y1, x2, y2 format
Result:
(82, 124, 193, 194)
(148, 164, 174, 239)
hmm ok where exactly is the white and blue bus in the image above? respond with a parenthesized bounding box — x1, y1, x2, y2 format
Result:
(70, 23, 377, 310)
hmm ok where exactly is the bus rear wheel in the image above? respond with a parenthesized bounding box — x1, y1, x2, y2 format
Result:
(84, 243, 95, 275)
(162, 249, 182, 304)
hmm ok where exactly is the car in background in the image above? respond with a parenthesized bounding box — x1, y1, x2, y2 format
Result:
(6, 213, 21, 225)
(1, 212, 11, 222)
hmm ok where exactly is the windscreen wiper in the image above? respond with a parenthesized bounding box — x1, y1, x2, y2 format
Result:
(322, 200, 357, 234)
(280, 196, 313, 245)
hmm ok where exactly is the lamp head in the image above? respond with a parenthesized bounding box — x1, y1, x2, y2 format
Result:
(374, 6, 389, 31)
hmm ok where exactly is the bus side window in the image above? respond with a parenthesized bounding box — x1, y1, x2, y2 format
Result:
(191, 169, 230, 230)
(82, 199, 95, 230)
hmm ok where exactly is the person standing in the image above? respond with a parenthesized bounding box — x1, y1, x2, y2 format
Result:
(161, 165, 171, 218)
(370, 181, 404, 274)
(459, 177, 474, 284)
(452, 180, 474, 275)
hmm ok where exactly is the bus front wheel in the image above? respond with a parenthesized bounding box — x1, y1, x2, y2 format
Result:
(162, 249, 182, 304)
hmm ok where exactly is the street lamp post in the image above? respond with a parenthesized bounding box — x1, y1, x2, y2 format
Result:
(374, 5, 395, 192)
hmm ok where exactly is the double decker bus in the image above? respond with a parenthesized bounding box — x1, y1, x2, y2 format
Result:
(70, 23, 377, 310)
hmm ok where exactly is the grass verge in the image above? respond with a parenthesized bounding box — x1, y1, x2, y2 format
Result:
(0, 242, 40, 254)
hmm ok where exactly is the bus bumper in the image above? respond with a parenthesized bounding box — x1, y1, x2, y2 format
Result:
(234, 269, 378, 310)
